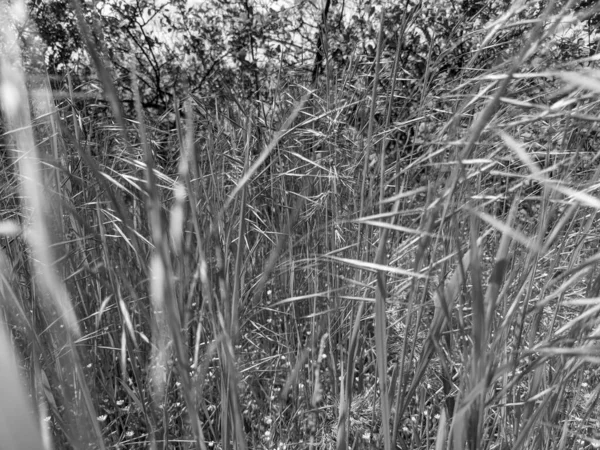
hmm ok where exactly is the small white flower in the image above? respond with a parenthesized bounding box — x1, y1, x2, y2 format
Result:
(97, 415, 107, 422)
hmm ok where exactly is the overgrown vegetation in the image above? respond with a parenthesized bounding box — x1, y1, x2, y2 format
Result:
(2, 0, 600, 449)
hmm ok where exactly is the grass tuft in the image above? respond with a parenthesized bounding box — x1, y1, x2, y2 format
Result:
(4, 1, 600, 449)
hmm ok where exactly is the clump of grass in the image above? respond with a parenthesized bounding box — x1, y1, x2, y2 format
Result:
(3, 0, 600, 449)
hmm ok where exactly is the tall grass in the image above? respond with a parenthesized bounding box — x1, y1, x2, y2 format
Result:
(3, 0, 600, 449)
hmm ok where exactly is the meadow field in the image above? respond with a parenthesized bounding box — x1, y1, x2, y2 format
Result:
(2, 0, 600, 449)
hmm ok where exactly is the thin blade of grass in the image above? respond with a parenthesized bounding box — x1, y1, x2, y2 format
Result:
(373, 198, 398, 450)
(326, 256, 428, 278)
(0, 323, 44, 450)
